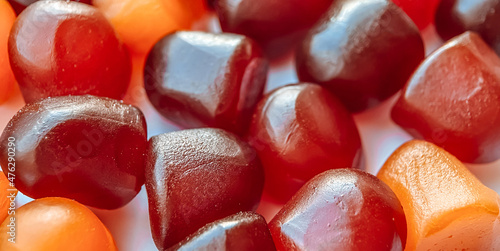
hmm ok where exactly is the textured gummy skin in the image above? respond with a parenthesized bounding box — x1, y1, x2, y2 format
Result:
(436, 0, 500, 55)
(7, 0, 92, 15)
(392, 32, 500, 163)
(296, 0, 424, 112)
(0, 197, 117, 251)
(0, 95, 147, 209)
(145, 128, 265, 249)
(8, 0, 131, 104)
(145, 31, 268, 135)
(0, 0, 16, 104)
(378, 140, 500, 250)
(248, 83, 362, 203)
(214, 0, 334, 57)
(168, 212, 276, 251)
(269, 169, 407, 251)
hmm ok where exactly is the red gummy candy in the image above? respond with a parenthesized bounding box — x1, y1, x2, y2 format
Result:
(145, 31, 268, 135)
(296, 0, 424, 112)
(0, 95, 147, 209)
(392, 32, 500, 163)
(214, 0, 334, 57)
(269, 169, 407, 251)
(9, 0, 131, 103)
(435, 0, 500, 55)
(146, 128, 265, 249)
(248, 83, 362, 202)
(169, 212, 276, 251)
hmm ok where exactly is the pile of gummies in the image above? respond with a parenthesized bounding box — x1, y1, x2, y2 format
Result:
(1, 0, 500, 250)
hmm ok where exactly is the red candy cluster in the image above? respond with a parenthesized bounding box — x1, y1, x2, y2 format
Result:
(1, 0, 500, 250)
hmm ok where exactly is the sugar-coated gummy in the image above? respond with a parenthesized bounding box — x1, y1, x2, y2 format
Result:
(270, 169, 407, 251)
(392, 32, 500, 163)
(145, 128, 265, 249)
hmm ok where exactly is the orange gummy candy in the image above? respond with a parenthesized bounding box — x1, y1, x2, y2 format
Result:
(0, 0, 16, 104)
(93, 0, 207, 56)
(0, 197, 117, 251)
(378, 140, 500, 250)
(0, 173, 16, 223)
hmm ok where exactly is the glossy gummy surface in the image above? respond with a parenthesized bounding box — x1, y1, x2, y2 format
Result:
(248, 83, 362, 202)
(9, 0, 131, 104)
(378, 140, 500, 250)
(214, 0, 334, 57)
(7, 0, 92, 15)
(0, 197, 117, 251)
(145, 128, 265, 249)
(0, 95, 147, 209)
(435, 0, 500, 54)
(392, 32, 500, 163)
(296, 0, 425, 112)
(269, 169, 407, 251)
(169, 212, 276, 251)
(145, 31, 268, 135)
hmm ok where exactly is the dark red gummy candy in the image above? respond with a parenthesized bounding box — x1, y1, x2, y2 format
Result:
(0, 95, 147, 209)
(435, 0, 500, 55)
(214, 0, 334, 57)
(269, 169, 407, 251)
(145, 128, 265, 249)
(168, 212, 276, 251)
(248, 83, 362, 203)
(7, 0, 92, 15)
(392, 32, 500, 163)
(9, 0, 131, 104)
(296, 0, 424, 112)
(144, 31, 268, 135)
